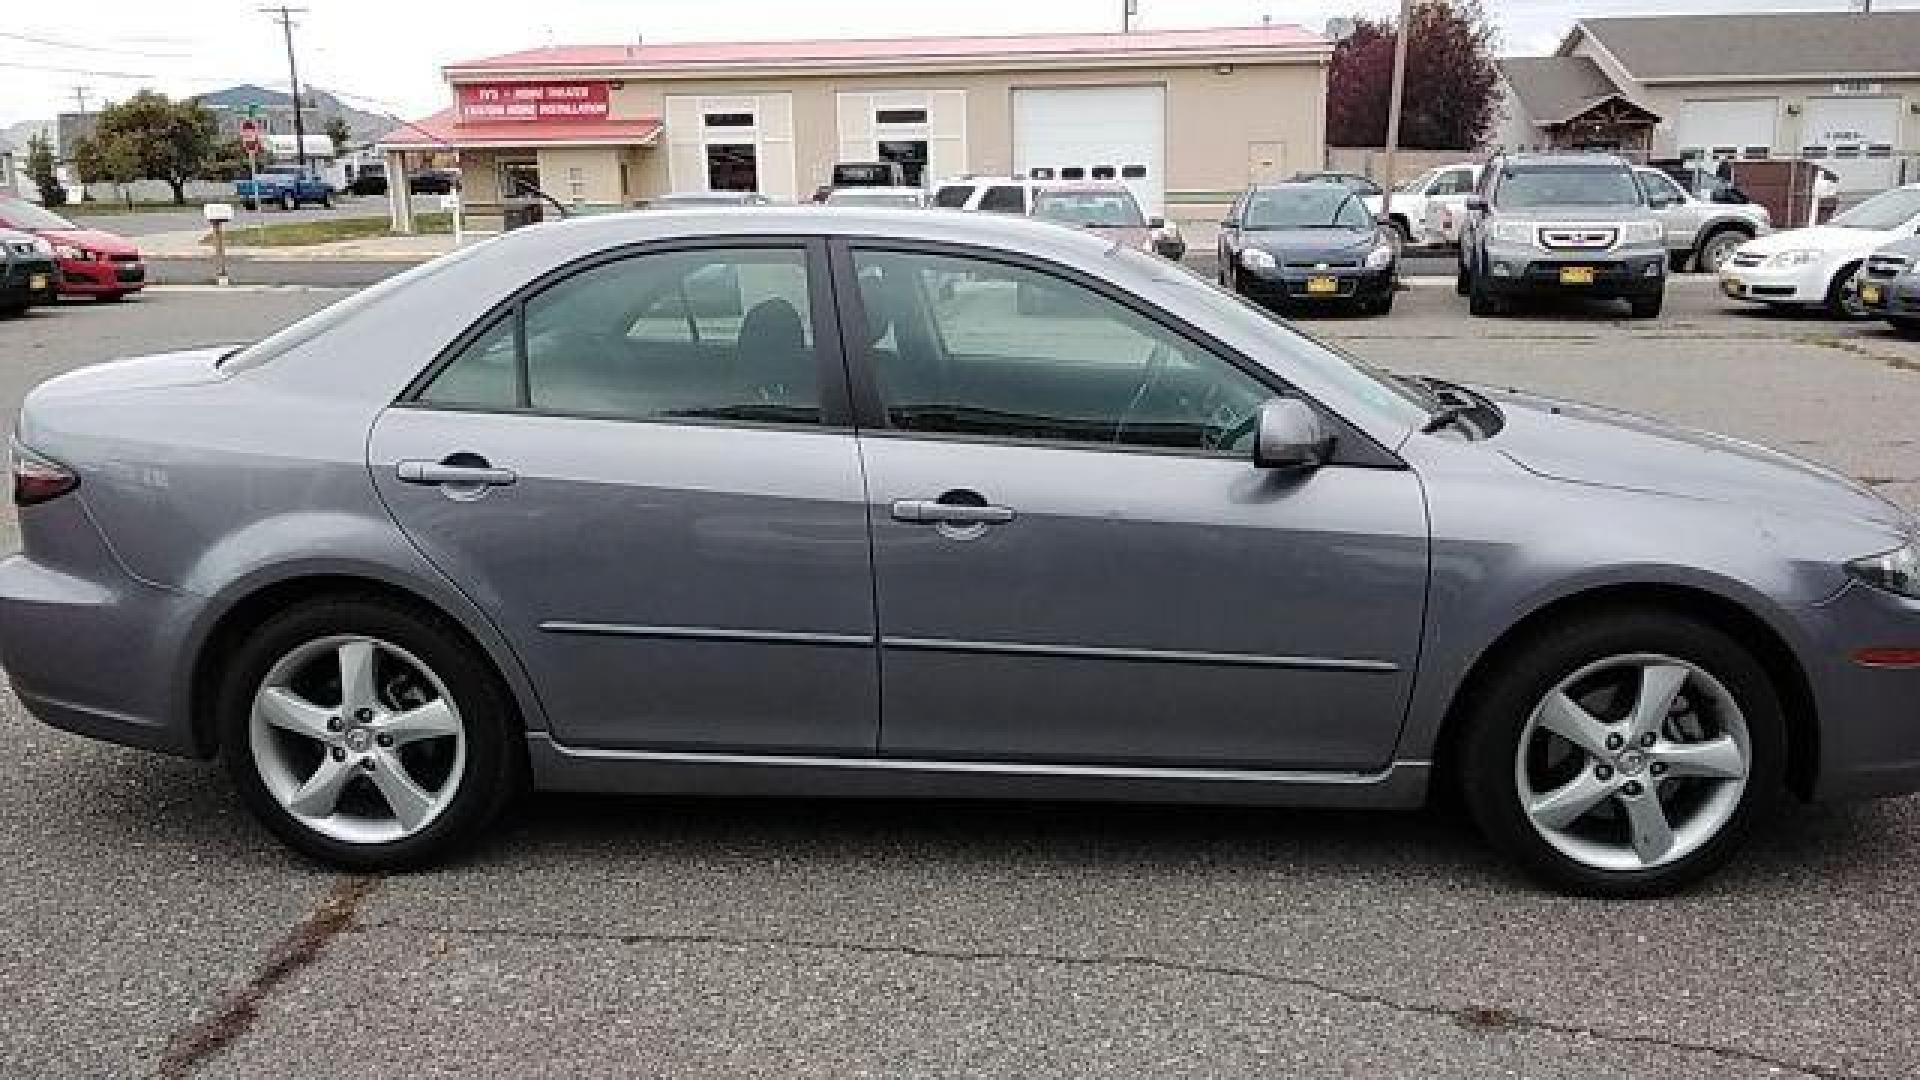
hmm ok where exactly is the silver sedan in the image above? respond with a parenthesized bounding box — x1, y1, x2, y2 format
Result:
(4, 208, 1918, 896)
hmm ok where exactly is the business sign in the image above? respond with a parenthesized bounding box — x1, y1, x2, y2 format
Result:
(457, 82, 611, 123)
(239, 118, 262, 154)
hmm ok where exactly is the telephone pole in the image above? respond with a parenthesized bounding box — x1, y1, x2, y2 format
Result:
(70, 86, 92, 114)
(1379, 0, 1415, 223)
(260, 5, 311, 170)
(1122, 0, 1138, 33)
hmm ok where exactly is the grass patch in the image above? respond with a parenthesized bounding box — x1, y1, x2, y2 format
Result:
(63, 200, 209, 216)
(212, 213, 452, 248)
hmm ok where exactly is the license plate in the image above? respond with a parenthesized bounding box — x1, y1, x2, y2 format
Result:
(1861, 282, 1883, 306)
(28, 273, 47, 292)
(1559, 266, 1595, 285)
(1306, 275, 1339, 295)
(1721, 277, 1743, 297)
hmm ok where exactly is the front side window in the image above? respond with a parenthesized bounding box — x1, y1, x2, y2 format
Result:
(419, 248, 821, 426)
(1636, 171, 1685, 205)
(852, 249, 1274, 454)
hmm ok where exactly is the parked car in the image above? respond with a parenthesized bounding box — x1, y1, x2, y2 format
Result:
(642, 191, 775, 208)
(831, 161, 906, 188)
(823, 186, 927, 209)
(1218, 183, 1398, 314)
(929, 175, 1044, 215)
(349, 161, 388, 197)
(10, 207, 1920, 897)
(1719, 185, 1920, 318)
(235, 169, 336, 211)
(1029, 181, 1184, 260)
(1633, 167, 1771, 274)
(0, 227, 59, 317)
(1857, 237, 1920, 336)
(1390, 162, 1482, 246)
(1292, 170, 1386, 221)
(1458, 152, 1667, 319)
(0, 195, 146, 301)
(407, 169, 460, 196)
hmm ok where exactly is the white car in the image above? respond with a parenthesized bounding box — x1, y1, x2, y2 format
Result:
(1389, 163, 1482, 246)
(1719, 184, 1920, 316)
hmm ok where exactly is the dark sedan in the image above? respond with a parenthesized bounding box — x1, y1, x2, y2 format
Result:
(0, 227, 59, 316)
(1218, 183, 1398, 315)
(1859, 237, 1920, 337)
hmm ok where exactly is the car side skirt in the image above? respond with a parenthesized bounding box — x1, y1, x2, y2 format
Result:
(526, 734, 1431, 808)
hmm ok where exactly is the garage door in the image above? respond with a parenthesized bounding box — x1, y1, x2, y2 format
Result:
(1801, 96, 1901, 194)
(1013, 85, 1166, 216)
(1676, 99, 1778, 163)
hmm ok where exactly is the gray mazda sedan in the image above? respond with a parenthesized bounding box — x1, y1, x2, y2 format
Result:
(5, 208, 1918, 896)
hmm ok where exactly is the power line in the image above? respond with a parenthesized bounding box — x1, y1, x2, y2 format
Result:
(259, 6, 311, 170)
(0, 30, 191, 58)
(0, 58, 151, 78)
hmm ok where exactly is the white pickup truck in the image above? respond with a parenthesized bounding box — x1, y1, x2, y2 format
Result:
(1388, 163, 1482, 247)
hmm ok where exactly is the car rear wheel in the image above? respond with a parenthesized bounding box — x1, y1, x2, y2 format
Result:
(1694, 229, 1749, 275)
(218, 596, 523, 869)
(1459, 609, 1784, 897)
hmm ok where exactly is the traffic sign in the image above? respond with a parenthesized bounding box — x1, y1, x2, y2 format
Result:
(239, 118, 262, 155)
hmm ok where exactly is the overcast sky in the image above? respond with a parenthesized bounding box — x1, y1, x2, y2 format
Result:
(3, 0, 1914, 130)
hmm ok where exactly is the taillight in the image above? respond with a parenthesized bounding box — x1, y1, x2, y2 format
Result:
(10, 438, 78, 507)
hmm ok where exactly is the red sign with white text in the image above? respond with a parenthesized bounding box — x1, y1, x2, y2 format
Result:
(457, 82, 611, 123)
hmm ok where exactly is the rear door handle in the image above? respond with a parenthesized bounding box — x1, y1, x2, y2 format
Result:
(396, 459, 518, 487)
(891, 499, 1015, 525)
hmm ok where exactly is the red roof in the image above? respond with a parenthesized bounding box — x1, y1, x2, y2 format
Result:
(381, 109, 663, 149)
(448, 24, 1324, 73)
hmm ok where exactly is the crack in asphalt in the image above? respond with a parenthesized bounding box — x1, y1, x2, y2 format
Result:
(365, 918, 1860, 1079)
(155, 876, 380, 1079)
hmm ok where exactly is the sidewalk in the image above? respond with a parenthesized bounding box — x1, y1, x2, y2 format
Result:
(140, 228, 466, 263)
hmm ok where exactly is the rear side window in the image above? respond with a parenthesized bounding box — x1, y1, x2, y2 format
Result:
(932, 185, 973, 209)
(978, 185, 1026, 213)
(417, 248, 822, 426)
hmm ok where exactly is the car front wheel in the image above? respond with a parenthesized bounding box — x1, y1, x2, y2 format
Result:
(218, 595, 523, 869)
(1459, 609, 1784, 897)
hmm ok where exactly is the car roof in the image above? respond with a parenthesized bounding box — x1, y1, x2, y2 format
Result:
(1497, 152, 1631, 168)
(1034, 181, 1136, 195)
(1248, 182, 1357, 195)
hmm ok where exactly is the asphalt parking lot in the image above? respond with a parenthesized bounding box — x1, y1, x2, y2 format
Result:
(4, 281, 1920, 1078)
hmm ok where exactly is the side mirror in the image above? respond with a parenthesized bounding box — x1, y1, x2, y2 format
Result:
(1465, 195, 1488, 213)
(1253, 398, 1333, 471)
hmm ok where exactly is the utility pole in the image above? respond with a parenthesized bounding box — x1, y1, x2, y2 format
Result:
(1379, 0, 1415, 225)
(1122, 0, 1138, 33)
(260, 5, 311, 170)
(69, 86, 92, 115)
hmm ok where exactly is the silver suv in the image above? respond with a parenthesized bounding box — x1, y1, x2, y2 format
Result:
(1458, 153, 1668, 319)
(1634, 166, 1771, 274)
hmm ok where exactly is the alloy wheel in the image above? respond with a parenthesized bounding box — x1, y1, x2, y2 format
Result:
(1514, 653, 1750, 873)
(1696, 232, 1743, 274)
(249, 634, 467, 845)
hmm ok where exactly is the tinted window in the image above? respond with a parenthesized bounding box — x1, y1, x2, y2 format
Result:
(932, 185, 973, 208)
(420, 248, 821, 425)
(978, 186, 1027, 213)
(1243, 187, 1373, 230)
(1636, 170, 1685, 204)
(1495, 165, 1642, 208)
(1831, 187, 1920, 231)
(852, 249, 1273, 454)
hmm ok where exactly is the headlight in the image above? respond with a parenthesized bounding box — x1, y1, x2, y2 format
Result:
(1848, 542, 1920, 599)
(1240, 248, 1277, 271)
(1619, 220, 1664, 245)
(53, 243, 86, 260)
(1364, 244, 1394, 270)
(1769, 249, 1822, 268)
(1488, 221, 1536, 245)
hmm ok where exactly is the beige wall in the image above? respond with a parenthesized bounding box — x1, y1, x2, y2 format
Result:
(587, 59, 1325, 219)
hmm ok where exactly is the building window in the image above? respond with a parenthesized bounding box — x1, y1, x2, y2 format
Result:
(567, 166, 585, 200)
(1092, 165, 1116, 180)
(1121, 165, 1147, 179)
(1061, 167, 1085, 180)
(878, 139, 928, 187)
(707, 143, 758, 191)
(704, 112, 754, 128)
(1029, 167, 1055, 180)
(1743, 146, 1770, 159)
(875, 108, 928, 126)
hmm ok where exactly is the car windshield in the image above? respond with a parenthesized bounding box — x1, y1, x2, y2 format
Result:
(1243, 187, 1373, 230)
(1031, 191, 1146, 228)
(0, 199, 77, 230)
(1496, 165, 1642, 208)
(825, 189, 923, 208)
(1831, 188, 1920, 231)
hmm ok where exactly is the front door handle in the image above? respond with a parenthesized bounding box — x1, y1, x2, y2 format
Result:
(396, 458, 518, 488)
(891, 498, 1015, 526)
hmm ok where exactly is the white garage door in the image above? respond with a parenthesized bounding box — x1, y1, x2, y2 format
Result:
(1013, 85, 1166, 216)
(1801, 96, 1901, 194)
(1676, 99, 1778, 163)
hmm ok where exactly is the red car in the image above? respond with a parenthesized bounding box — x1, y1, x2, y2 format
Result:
(0, 196, 146, 301)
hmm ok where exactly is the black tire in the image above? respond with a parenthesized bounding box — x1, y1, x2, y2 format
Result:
(320, 193, 333, 209)
(217, 595, 524, 870)
(240, 198, 257, 211)
(1457, 607, 1786, 898)
(1455, 261, 1470, 297)
(1468, 272, 1503, 317)
(1367, 289, 1396, 316)
(1629, 293, 1664, 319)
(1825, 262, 1866, 319)
(1890, 316, 1920, 338)
(1668, 250, 1690, 274)
(0, 302, 25, 318)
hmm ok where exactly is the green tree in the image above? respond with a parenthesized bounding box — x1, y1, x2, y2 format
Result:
(70, 132, 142, 196)
(25, 132, 65, 205)
(85, 90, 220, 205)
(1327, 0, 1502, 150)
(324, 115, 352, 157)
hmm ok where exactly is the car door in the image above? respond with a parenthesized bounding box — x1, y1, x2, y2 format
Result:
(1426, 167, 1478, 244)
(838, 243, 1429, 770)
(1637, 169, 1695, 253)
(369, 239, 879, 755)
